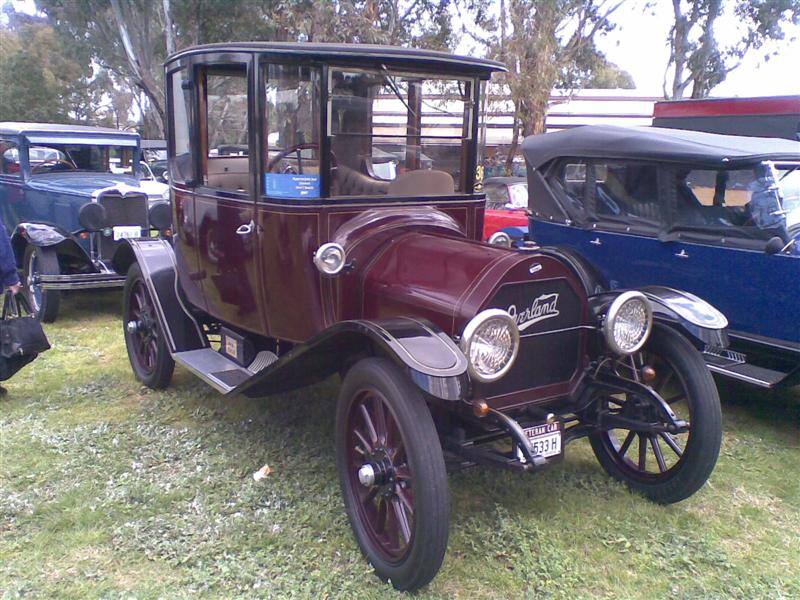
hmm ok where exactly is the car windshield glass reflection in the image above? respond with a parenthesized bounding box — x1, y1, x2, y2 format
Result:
(29, 143, 136, 175)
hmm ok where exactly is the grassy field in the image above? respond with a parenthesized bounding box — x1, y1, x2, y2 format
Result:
(1, 290, 799, 599)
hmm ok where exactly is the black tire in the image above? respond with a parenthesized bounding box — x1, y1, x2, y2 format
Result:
(336, 358, 449, 591)
(589, 325, 722, 504)
(23, 245, 60, 323)
(123, 262, 174, 389)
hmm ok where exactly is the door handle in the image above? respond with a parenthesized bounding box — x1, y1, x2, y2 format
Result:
(674, 249, 689, 258)
(589, 237, 602, 246)
(236, 220, 254, 236)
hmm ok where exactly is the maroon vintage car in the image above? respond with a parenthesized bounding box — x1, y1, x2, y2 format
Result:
(115, 43, 726, 591)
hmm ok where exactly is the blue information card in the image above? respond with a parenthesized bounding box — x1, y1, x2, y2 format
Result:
(264, 173, 321, 199)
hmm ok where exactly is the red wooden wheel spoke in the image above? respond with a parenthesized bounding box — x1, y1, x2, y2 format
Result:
(396, 486, 414, 515)
(359, 403, 378, 445)
(372, 396, 388, 445)
(392, 497, 412, 544)
(353, 428, 372, 455)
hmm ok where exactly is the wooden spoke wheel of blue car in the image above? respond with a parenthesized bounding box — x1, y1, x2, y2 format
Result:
(590, 325, 722, 504)
(123, 263, 174, 389)
(336, 358, 449, 591)
(23, 245, 60, 323)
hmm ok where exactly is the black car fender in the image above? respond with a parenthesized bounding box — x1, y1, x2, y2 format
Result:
(113, 238, 207, 353)
(239, 318, 470, 401)
(11, 222, 90, 269)
(590, 286, 729, 349)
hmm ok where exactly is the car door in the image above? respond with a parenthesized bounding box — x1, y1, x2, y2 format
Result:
(192, 59, 266, 335)
(654, 165, 800, 344)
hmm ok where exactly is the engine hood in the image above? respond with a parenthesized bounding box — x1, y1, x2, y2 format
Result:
(356, 230, 587, 337)
(27, 173, 145, 197)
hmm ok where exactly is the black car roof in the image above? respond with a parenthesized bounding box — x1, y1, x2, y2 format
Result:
(166, 42, 506, 77)
(0, 122, 139, 138)
(484, 176, 527, 185)
(522, 125, 800, 168)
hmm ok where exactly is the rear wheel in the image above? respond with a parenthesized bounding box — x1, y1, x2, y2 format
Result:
(123, 262, 174, 389)
(589, 325, 722, 504)
(23, 245, 60, 323)
(336, 358, 449, 591)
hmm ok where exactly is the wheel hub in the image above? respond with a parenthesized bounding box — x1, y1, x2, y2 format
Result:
(357, 452, 394, 489)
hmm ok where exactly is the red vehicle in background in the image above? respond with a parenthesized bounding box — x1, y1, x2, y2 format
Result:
(481, 176, 529, 246)
(653, 95, 800, 141)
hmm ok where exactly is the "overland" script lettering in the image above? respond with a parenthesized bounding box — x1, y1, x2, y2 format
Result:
(507, 293, 560, 331)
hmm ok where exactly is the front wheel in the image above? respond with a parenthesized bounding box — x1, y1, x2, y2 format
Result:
(336, 358, 449, 591)
(589, 325, 722, 504)
(23, 245, 60, 322)
(123, 263, 174, 389)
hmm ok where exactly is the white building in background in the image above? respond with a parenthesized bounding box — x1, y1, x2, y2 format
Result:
(482, 89, 658, 147)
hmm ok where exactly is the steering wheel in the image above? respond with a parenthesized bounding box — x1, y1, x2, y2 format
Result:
(31, 158, 77, 173)
(266, 143, 319, 175)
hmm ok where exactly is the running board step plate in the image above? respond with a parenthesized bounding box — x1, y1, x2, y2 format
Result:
(174, 348, 253, 394)
(705, 359, 786, 388)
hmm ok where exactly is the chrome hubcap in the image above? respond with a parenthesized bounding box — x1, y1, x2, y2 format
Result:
(358, 464, 376, 487)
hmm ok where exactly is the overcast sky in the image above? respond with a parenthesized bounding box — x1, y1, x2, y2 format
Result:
(596, 1, 800, 97)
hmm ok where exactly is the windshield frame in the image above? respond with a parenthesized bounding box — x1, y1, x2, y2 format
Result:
(21, 135, 141, 179)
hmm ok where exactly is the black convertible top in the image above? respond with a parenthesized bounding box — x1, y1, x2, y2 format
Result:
(522, 125, 800, 168)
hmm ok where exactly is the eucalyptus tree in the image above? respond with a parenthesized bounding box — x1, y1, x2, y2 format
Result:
(666, 0, 800, 99)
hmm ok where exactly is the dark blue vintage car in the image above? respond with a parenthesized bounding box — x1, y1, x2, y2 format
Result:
(0, 123, 171, 321)
(524, 125, 800, 389)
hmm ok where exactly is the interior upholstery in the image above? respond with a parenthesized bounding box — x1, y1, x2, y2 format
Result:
(387, 170, 455, 196)
(206, 157, 250, 192)
(331, 164, 390, 196)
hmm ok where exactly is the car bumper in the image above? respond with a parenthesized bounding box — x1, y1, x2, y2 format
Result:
(38, 272, 126, 290)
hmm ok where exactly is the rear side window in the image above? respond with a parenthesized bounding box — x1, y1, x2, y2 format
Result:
(593, 162, 661, 223)
(0, 139, 21, 177)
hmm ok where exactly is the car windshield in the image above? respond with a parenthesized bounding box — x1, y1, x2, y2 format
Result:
(776, 163, 800, 228)
(326, 68, 476, 197)
(28, 142, 137, 175)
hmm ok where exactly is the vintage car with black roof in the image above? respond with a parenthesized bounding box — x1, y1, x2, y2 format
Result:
(524, 125, 800, 389)
(0, 122, 172, 322)
(115, 43, 726, 591)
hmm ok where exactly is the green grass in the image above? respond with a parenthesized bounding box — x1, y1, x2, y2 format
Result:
(1, 290, 799, 599)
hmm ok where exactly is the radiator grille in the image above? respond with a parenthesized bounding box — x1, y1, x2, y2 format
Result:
(474, 278, 585, 399)
(97, 191, 148, 260)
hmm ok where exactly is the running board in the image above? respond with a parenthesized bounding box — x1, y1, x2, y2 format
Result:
(174, 349, 252, 394)
(706, 362, 787, 388)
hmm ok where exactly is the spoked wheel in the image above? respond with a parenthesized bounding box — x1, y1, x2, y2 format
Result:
(589, 325, 722, 504)
(336, 358, 449, 591)
(23, 245, 60, 322)
(123, 263, 174, 389)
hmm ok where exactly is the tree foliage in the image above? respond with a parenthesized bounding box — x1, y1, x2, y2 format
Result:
(666, 0, 800, 99)
(33, 0, 457, 135)
(463, 0, 624, 172)
(0, 9, 103, 123)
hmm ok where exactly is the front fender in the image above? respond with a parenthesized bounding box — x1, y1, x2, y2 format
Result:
(239, 318, 469, 401)
(12, 222, 91, 270)
(591, 286, 729, 348)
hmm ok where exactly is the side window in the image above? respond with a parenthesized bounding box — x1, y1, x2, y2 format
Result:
(485, 184, 507, 209)
(674, 167, 784, 240)
(0, 139, 21, 177)
(594, 162, 661, 224)
(262, 64, 321, 199)
(201, 66, 249, 193)
(169, 69, 194, 183)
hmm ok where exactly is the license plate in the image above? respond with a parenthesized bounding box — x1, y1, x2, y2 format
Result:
(113, 226, 142, 241)
(516, 421, 562, 462)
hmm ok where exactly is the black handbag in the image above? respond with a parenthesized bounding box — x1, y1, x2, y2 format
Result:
(0, 291, 50, 381)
